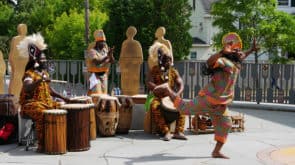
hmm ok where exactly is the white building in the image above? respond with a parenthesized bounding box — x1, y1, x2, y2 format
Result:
(189, 0, 218, 60)
(188, 0, 295, 61)
(277, 0, 295, 13)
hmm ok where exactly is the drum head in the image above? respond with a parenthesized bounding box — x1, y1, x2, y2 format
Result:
(61, 103, 94, 110)
(43, 109, 67, 114)
(94, 95, 121, 108)
(160, 97, 176, 112)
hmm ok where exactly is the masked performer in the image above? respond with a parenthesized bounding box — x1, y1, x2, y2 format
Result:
(18, 33, 78, 152)
(153, 33, 258, 158)
(146, 42, 187, 141)
(86, 30, 115, 95)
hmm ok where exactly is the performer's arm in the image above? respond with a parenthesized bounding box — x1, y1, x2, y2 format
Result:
(239, 39, 259, 61)
(174, 70, 184, 96)
(49, 86, 70, 102)
(207, 52, 222, 68)
(22, 75, 43, 93)
(89, 49, 113, 66)
(146, 71, 157, 91)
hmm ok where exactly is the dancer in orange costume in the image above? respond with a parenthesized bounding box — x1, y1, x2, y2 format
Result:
(154, 33, 259, 158)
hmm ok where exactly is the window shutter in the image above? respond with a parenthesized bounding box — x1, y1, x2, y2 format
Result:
(292, 0, 295, 7)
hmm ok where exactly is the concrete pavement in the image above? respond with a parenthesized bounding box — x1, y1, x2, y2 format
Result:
(1, 103, 295, 165)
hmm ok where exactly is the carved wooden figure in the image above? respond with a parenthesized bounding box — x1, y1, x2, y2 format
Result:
(155, 26, 174, 65)
(0, 50, 6, 94)
(8, 24, 28, 100)
(119, 26, 143, 95)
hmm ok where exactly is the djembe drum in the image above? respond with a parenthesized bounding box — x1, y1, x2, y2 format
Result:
(91, 94, 120, 137)
(160, 96, 180, 123)
(61, 103, 94, 151)
(116, 95, 134, 134)
(0, 94, 18, 117)
(43, 109, 67, 155)
(71, 96, 97, 140)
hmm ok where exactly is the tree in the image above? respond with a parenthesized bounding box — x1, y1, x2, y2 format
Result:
(0, 1, 14, 57)
(104, 0, 192, 61)
(0, 0, 109, 60)
(211, 0, 295, 64)
(45, 9, 108, 59)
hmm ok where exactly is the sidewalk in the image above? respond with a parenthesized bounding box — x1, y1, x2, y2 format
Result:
(0, 104, 295, 165)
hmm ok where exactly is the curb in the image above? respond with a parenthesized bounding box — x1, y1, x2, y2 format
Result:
(230, 101, 295, 112)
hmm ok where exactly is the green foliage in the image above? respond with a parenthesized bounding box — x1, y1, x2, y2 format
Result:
(0, 1, 14, 57)
(0, 0, 109, 60)
(270, 55, 293, 64)
(211, 0, 295, 64)
(104, 0, 192, 61)
(46, 9, 108, 59)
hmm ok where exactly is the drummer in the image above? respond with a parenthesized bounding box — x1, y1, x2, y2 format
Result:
(85, 29, 115, 95)
(146, 42, 187, 141)
(18, 33, 83, 152)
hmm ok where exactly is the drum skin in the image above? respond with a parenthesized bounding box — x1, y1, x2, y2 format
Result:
(160, 97, 179, 123)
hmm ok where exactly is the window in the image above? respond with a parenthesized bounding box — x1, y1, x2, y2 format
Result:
(278, 0, 289, 6)
(190, 52, 197, 59)
(278, 0, 295, 6)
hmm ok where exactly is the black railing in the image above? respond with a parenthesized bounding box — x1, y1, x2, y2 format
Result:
(4, 60, 295, 104)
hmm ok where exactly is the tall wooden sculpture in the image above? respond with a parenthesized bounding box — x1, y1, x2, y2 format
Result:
(8, 24, 28, 100)
(0, 50, 6, 94)
(119, 26, 143, 95)
(155, 26, 174, 65)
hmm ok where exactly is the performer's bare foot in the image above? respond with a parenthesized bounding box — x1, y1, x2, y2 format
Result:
(162, 132, 172, 141)
(212, 152, 230, 159)
(36, 146, 44, 153)
(173, 132, 188, 140)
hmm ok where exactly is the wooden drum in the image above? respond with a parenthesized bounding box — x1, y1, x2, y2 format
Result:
(116, 95, 134, 134)
(91, 94, 120, 137)
(61, 103, 94, 152)
(0, 94, 18, 117)
(43, 109, 67, 155)
(71, 96, 97, 140)
(160, 96, 179, 123)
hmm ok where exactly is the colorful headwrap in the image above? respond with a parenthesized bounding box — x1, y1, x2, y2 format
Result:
(94, 29, 106, 42)
(148, 42, 172, 70)
(222, 32, 242, 50)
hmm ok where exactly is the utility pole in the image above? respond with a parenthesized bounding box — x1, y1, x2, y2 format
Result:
(85, 0, 90, 45)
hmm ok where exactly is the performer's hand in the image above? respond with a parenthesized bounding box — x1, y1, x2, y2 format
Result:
(250, 38, 260, 52)
(153, 83, 172, 98)
(108, 46, 115, 63)
(62, 97, 71, 103)
(41, 73, 51, 82)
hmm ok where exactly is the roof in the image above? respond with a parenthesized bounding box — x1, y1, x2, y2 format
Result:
(192, 37, 207, 44)
(200, 0, 219, 13)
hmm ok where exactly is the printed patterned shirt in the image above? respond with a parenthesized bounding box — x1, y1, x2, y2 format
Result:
(174, 57, 240, 114)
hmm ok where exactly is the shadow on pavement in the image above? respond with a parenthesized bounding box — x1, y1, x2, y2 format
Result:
(106, 153, 211, 165)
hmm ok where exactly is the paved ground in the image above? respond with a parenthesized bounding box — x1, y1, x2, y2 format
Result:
(1, 103, 295, 165)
